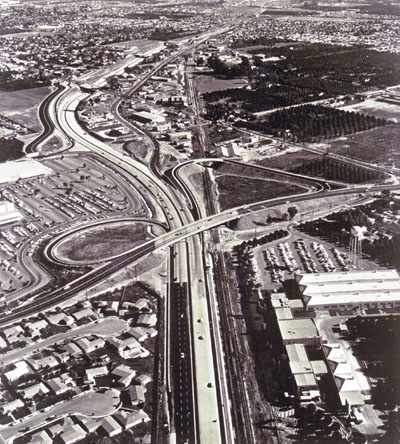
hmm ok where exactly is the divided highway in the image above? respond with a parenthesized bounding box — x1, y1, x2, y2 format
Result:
(7, 25, 400, 444)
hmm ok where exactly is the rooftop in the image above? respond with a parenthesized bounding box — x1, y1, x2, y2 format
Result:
(278, 319, 319, 341)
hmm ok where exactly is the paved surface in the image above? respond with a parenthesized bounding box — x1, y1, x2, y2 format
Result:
(0, 317, 128, 366)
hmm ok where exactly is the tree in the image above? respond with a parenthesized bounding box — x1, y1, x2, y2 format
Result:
(288, 206, 298, 219)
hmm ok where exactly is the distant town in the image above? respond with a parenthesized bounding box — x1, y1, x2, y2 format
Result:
(0, 0, 399, 443)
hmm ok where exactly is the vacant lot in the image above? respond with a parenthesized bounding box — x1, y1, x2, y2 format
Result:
(215, 174, 302, 210)
(0, 86, 52, 132)
(195, 75, 247, 94)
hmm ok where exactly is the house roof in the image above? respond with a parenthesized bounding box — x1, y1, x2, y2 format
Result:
(59, 424, 87, 444)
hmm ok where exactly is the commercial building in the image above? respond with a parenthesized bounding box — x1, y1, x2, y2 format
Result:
(294, 269, 400, 311)
(0, 159, 52, 184)
(129, 110, 165, 124)
(278, 318, 320, 348)
(0, 202, 22, 226)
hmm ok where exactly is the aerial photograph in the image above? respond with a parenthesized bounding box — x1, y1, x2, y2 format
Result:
(0, 0, 399, 443)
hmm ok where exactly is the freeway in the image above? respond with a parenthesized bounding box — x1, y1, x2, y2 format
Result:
(40, 28, 233, 444)
(6, 22, 400, 444)
(1, 182, 399, 326)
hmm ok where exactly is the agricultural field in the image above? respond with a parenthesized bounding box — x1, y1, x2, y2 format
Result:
(321, 124, 400, 167)
(238, 105, 388, 143)
(204, 45, 400, 113)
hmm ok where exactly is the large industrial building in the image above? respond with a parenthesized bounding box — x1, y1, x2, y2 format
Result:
(294, 269, 400, 311)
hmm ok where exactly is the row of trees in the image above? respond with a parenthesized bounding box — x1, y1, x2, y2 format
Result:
(239, 105, 387, 142)
(233, 229, 289, 252)
(291, 157, 385, 183)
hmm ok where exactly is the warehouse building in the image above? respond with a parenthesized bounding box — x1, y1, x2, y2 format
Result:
(294, 269, 400, 311)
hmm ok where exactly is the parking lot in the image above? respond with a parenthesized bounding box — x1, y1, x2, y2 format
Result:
(0, 154, 145, 302)
(253, 230, 353, 290)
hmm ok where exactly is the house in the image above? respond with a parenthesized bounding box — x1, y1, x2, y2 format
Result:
(27, 319, 48, 336)
(136, 374, 152, 387)
(3, 325, 24, 343)
(30, 430, 53, 444)
(146, 327, 157, 338)
(64, 343, 83, 357)
(0, 336, 7, 349)
(19, 382, 49, 399)
(129, 385, 146, 405)
(5, 361, 32, 382)
(59, 424, 87, 444)
(79, 417, 102, 434)
(113, 409, 150, 429)
(128, 327, 148, 342)
(108, 337, 149, 360)
(1, 399, 24, 414)
(27, 355, 59, 371)
(72, 308, 97, 321)
(132, 298, 149, 311)
(112, 365, 136, 387)
(75, 336, 105, 354)
(137, 313, 157, 327)
(47, 312, 75, 326)
(85, 366, 108, 384)
(101, 416, 122, 437)
(46, 373, 73, 395)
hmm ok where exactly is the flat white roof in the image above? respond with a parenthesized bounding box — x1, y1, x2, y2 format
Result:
(278, 319, 319, 341)
(286, 344, 309, 362)
(296, 269, 399, 286)
(0, 159, 52, 184)
(297, 270, 400, 308)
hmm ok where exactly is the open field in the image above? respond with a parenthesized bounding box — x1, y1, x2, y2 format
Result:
(215, 174, 303, 211)
(259, 149, 320, 170)
(195, 75, 247, 94)
(56, 221, 158, 264)
(339, 99, 400, 122)
(0, 86, 52, 132)
(320, 124, 400, 167)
